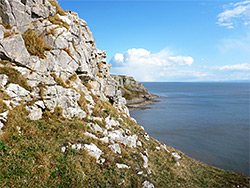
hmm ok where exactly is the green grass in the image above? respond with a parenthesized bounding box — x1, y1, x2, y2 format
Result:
(0, 96, 249, 187)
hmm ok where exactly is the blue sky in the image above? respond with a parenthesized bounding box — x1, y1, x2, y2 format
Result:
(59, 0, 250, 81)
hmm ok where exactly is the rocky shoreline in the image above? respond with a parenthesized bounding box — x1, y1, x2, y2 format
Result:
(126, 95, 160, 111)
(111, 75, 160, 110)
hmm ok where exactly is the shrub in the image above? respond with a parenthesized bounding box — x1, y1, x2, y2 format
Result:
(22, 29, 52, 59)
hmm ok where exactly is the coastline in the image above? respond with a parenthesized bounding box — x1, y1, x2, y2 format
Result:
(127, 95, 160, 111)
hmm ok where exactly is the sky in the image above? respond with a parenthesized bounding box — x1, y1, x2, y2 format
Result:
(59, 0, 250, 82)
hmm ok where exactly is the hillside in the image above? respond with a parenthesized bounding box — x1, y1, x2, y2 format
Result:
(0, 0, 249, 187)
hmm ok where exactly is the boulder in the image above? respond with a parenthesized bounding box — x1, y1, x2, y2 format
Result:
(4, 83, 31, 106)
(0, 34, 30, 64)
(43, 85, 86, 119)
(116, 163, 130, 169)
(84, 143, 103, 160)
(142, 181, 155, 188)
(140, 153, 149, 168)
(172, 152, 181, 160)
(26, 105, 42, 120)
(0, 74, 8, 87)
(108, 143, 121, 154)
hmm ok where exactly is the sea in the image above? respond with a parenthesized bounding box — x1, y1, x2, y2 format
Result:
(130, 82, 250, 177)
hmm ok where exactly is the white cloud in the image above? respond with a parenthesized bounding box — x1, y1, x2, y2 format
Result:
(217, 1, 250, 28)
(214, 63, 250, 71)
(110, 48, 194, 81)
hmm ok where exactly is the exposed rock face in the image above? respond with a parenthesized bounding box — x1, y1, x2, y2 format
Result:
(0, 0, 127, 123)
(112, 75, 159, 109)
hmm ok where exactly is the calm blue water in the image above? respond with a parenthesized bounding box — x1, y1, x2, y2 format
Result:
(130, 82, 250, 176)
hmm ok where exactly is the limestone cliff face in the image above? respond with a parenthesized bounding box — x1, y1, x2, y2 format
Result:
(0, 0, 127, 121)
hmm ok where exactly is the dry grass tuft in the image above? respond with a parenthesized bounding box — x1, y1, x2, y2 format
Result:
(4, 31, 19, 38)
(62, 47, 72, 56)
(0, 65, 32, 91)
(68, 73, 78, 82)
(51, 73, 67, 88)
(84, 83, 92, 91)
(49, 1, 67, 16)
(0, 22, 12, 29)
(22, 29, 52, 59)
(77, 92, 90, 115)
(48, 14, 69, 30)
(0, 99, 8, 113)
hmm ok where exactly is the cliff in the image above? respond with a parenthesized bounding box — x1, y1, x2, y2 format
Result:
(112, 75, 159, 110)
(0, 1, 249, 187)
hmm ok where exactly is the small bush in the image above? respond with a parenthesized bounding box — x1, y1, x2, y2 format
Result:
(22, 29, 52, 59)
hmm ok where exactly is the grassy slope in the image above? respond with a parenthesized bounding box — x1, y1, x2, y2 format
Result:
(0, 67, 249, 187)
(0, 104, 249, 187)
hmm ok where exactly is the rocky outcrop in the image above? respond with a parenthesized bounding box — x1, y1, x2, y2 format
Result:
(0, 0, 127, 126)
(112, 75, 159, 110)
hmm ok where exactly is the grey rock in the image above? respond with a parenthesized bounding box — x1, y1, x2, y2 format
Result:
(107, 129, 138, 148)
(0, 0, 16, 26)
(172, 152, 181, 160)
(0, 34, 30, 65)
(142, 181, 155, 188)
(84, 143, 103, 160)
(27, 105, 42, 120)
(108, 143, 121, 154)
(0, 74, 8, 87)
(99, 137, 109, 143)
(4, 83, 31, 106)
(116, 163, 130, 169)
(0, 25, 5, 40)
(84, 132, 99, 140)
(43, 85, 86, 119)
(90, 123, 103, 133)
(0, 121, 4, 130)
(0, 110, 9, 122)
(140, 153, 149, 168)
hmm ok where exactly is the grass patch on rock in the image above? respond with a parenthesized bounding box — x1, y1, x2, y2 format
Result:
(49, 0, 67, 16)
(48, 14, 69, 30)
(0, 64, 32, 91)
(22, 29, 52, 59)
